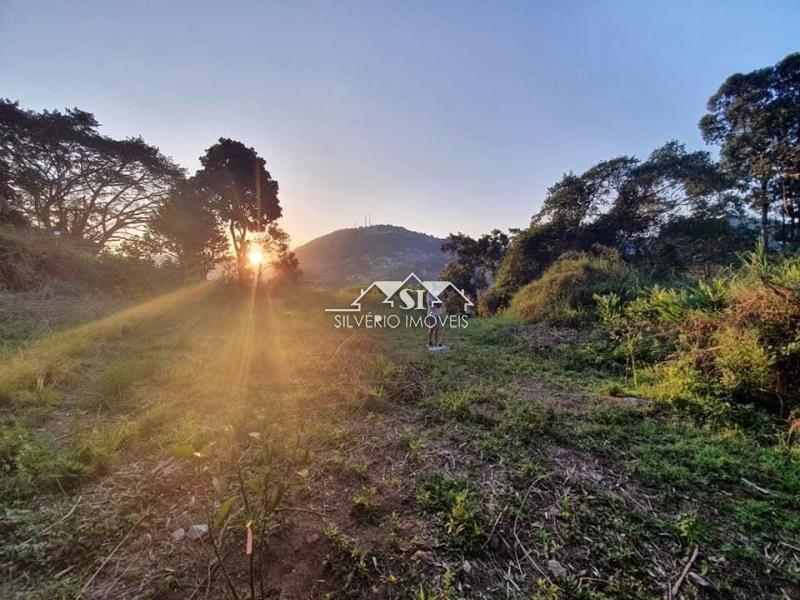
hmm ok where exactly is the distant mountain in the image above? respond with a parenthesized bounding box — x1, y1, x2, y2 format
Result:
(294, 225, 449, 285)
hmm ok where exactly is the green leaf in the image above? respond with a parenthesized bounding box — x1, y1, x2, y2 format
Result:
(214, 495, 238, 529)
(246, 474, 265, 494)
(266, 483, 284, 512)
(171, 443, 196, 459)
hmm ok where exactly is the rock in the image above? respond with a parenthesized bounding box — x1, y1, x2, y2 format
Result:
(547, 559, 567, 578)
(170, 528, 185, 542)
(462, 560, 472, 574)
(413, 549, 437, 565)
(186, 524, 209, 540)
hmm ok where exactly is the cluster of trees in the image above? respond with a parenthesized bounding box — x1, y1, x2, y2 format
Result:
(442, 52, 800, 311)
(0, 100, 299, 282)
(440, 229, 512, 301)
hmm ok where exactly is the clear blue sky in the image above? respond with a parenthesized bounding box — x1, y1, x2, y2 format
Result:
(1, 1, 798, 245)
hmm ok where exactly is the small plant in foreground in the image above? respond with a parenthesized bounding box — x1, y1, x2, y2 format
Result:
(417, 473, 485, 552)
(351, 486, 379, 524)
(400, 430, 423, 457)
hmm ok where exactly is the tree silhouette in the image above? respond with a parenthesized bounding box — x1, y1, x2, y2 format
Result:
(195, 138, 282, 279)
(128, 179, 228, 278)
(485, 142, 735, 311)
(0, 100, 181, 247)
(441, 229, 511, 299)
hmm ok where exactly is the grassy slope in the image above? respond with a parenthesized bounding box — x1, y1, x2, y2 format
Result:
(0, 226, 181, 351)
(0, 288, 797, 599)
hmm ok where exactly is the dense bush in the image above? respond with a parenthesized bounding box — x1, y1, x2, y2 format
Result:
(506, 246, 635, 326)
(595, 247, 800, 416)
(487, 222, 581, 313)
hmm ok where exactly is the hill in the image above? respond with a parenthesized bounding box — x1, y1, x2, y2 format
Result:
(294, 224, 449, 285)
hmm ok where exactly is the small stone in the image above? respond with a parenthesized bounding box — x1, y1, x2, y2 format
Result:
(306, 533, 320, 544)
(462, 560, 472, 574)
(413, 549, 436, 565)
(547, 559, 567, 578)
(186, 524, 209, 540)
(170, 528, 185, 542)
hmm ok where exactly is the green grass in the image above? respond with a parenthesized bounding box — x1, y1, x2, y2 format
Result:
(2, 284, 798, 598)
(416, 472, 485, 553)
(378, 311, 800, 596)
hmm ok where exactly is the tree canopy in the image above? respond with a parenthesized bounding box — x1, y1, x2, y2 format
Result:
(481, 142, 742, 312)
(0, 100, 181, 247)
(700, 52, 800, 246)
(195, 138, 282, 278)
(440, 229, 512, 300)
(121, 179, 229, 278)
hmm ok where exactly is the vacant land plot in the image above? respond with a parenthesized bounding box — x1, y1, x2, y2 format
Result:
(1, 285, 797, 599)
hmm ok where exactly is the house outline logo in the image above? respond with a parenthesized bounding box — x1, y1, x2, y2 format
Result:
(325, 273, 474, 313)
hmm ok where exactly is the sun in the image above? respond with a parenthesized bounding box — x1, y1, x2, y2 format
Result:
(247, 247, 264, 267)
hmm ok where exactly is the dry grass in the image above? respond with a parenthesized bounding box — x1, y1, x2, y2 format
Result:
(2, 284, 798, 599)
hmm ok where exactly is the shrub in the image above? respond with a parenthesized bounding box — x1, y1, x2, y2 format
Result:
(486, 222, 583, 314)
(507, 247, 634, 326)
(477, 287, 510, 316)
(416, 473, 485, 552)
(595, 248, 800, 415)
(713, 327, 774, 396)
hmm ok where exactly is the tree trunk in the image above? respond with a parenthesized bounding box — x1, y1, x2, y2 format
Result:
(237, 250, 247, 281)
(235, 232, 249, 281)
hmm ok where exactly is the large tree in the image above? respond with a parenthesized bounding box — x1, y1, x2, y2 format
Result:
(123, 179, 228, 278)
(700, 52, 800, 247)
(195, 138, 282, 279)
(0, 100, 181, 246)
(535, 142, 731, 248)
(485, 142, 735, 311)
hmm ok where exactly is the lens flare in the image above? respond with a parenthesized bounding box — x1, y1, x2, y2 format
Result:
(248, 248, 264, 267)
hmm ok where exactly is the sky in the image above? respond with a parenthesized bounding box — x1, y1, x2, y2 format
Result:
(1, 1, 799, 246)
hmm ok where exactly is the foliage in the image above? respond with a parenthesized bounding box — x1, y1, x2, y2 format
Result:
(700, 52, 800, 248)
(123, 179, 229, 278)
(0, 99, 181, 248)
(507, 246, 634, 326)
(439, 229, 512, 305)
(0, 225, 180, 294)
(641, 215, 755, 276)
(195, 138, 282, 279)
(416, 473, 485, 552)
(595, 247, 800, 414)
(486, 142, 735, 309)
(249, 223, 302, 285)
